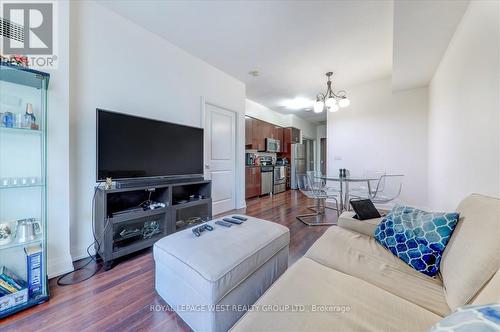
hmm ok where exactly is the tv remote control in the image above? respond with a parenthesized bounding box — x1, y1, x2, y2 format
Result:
(215, 220, 232, 227)
(232, 216, 248, 221)
(223, 217, 243, 225)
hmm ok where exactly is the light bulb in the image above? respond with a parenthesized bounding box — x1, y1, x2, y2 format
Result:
(314, 100, 324, 113)
(339, 97, 350, 108)
(329, 104, 340, 113)
(325, 97, 336, 108)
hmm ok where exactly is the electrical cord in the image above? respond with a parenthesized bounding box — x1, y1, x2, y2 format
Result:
(57, 184, 107, 286)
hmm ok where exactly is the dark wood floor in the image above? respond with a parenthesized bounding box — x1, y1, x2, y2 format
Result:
(1, 190, 338, 331)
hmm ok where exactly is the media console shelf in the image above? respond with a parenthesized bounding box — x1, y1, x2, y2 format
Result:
(94, 179, 211, 270)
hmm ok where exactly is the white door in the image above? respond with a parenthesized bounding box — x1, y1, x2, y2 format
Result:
(204, 103, 236, 215)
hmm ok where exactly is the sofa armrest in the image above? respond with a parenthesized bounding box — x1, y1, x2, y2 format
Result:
(337, 212, 383, 237)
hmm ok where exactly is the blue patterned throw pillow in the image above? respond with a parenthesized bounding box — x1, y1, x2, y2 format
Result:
(374, 205, 459, 277)
(428, 303, 500, 332)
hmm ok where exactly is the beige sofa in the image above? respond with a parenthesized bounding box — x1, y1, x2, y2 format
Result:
(232, 194, 500, 331)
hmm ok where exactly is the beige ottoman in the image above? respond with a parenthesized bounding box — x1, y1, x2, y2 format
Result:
(154, 215, 290, 332)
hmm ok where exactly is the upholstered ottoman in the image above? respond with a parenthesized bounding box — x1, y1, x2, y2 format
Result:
(153, 215, 290, 332)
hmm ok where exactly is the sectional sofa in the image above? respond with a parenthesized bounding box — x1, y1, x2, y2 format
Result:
(231, 194, 500, 331)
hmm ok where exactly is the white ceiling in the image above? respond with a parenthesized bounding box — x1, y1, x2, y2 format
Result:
(99, 0, 393, 123)
(392, 0, 469, 91)
(99, 0, 469, 124)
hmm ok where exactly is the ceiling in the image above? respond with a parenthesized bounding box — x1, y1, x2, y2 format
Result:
(99, 0, 468, 124)
(392, 0, 469, 91)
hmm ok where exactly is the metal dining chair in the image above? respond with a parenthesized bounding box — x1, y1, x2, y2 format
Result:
(296, 173, 338, 226)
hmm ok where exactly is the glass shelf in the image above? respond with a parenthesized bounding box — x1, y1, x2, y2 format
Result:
(0, 126, 43, 135)
(0, 238, 43, 252)
(0, 183, 44, 190)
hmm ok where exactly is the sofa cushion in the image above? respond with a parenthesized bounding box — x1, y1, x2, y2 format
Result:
(374, 205, 459, 277)
(338, 211, 382, 237)
(472, 269, 500, 305)
(440, 194, 500, 310)
(153, 216, 290, 304)
(305, 227, 451, 316)
(231, 257, 442, 332)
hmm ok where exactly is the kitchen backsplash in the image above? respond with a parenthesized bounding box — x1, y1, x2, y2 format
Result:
(246, 150, 277, 159)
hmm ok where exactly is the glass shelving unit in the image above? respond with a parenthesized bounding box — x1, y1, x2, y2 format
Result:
(0, 63, 49, 318)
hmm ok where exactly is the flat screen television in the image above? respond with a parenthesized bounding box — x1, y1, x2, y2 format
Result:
(96, 109, 204, 182)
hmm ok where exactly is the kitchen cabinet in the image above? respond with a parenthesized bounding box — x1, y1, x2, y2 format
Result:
(245, 167, 261, 199)
(290, 127, 301, 143)
(262, 121, 273, 140)
(252, 119, 266, 151)
(245, 116, 253, 146)
(282, 127, 292, 154)
(245, 116, 287, 152)
(275, 127, 283, 146)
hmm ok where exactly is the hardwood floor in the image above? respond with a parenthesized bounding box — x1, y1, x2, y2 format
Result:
(1, 190, 338, 332)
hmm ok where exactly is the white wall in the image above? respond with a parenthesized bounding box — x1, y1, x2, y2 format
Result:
(291, 116, 317, 139)
(69, 1, 246, 259)
(316, 124, 326, 172)
(428, 0, 500, 211)
(45, 0, 73, 277)
(245, 99, 317, 139)
(327, 78, 429, 208)
(245, 99, 290, 127)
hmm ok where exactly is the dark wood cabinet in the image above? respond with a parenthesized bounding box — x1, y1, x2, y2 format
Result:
(252, 119, 266, 151)
(245, 166, 261, 198)
(262, 121, 273, 140)
(282, 127, 292, 154)
(275, 127, 283, 148)
(290, 127, 301, 143)
(244, 117, 293, 199)
(245, 116, 253, 147)
(245, 116, 290, 152)
(245, 117, 268, 151)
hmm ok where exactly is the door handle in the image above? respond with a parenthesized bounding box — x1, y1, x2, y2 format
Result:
(205, 164, 210, 169)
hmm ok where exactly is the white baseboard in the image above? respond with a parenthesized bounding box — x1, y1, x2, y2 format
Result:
(236, 200, 247, 210)
(48, 255, 74, 278)
(71, 245, 96, 262)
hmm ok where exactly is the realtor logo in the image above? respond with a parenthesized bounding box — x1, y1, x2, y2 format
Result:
(0, 1, 57, 68)
(2, 2, 53, 54)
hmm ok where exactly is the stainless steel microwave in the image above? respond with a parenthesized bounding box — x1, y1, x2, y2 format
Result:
(265, 138, 280, 153)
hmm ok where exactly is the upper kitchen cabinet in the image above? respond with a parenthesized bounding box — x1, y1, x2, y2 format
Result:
(274, 126, 283, 144)
(290, 127, 301, 143)
(244, 116, 288, 152)
(262, 121, 274, 140)
(280, 127, 300, 155)
(282, 127, 291, 154)
(245, 116, 253, 147)
(252, 118, 266, 151)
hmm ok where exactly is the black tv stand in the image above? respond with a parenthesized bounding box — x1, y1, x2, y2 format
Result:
(94, 178, 211, 270)
(115, 176, 204, 189)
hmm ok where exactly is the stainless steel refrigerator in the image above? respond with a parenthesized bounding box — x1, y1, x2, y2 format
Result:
(290, 143, 306, 189)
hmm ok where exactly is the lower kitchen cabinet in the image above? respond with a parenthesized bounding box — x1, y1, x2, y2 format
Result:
(245, 167, 261, 199)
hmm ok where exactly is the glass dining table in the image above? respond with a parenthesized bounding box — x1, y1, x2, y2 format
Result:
(319, 175, 379, 212)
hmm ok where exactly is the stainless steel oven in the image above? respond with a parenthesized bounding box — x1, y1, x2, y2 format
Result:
(273, 166, 286, 194)
(265, 138, 280, 153)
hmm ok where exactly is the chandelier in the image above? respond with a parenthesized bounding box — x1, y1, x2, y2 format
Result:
(314, 72, 350, 113)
